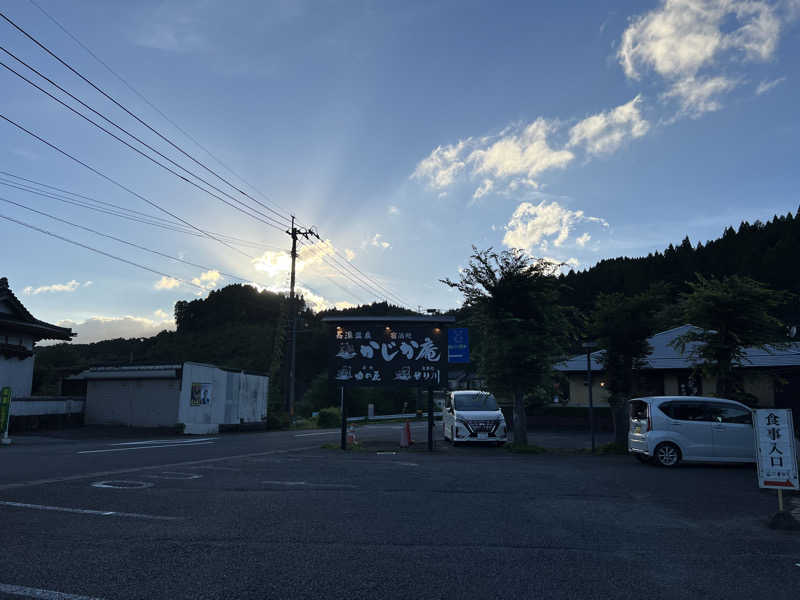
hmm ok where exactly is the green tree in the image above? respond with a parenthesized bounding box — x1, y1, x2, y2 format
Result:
(672, 274, 789, 401)
(442, 247, 575, 446)
(590, 285, 666, 447)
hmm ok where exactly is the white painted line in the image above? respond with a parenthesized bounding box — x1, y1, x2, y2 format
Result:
(261, 480, 357, 489)
(0, 445, 321, 491)
(262, 480, 307, 486)
(294, 431, 339, 437)
(144, 472, 203, 480)
(191, 465, 240, 471)
(111, 438, 215, 446)
(0, 500, 178, 521)
(77, 441, 215, 454)
(0, 583, 106, 600)
(396, 461, 419, 467)
(91, 480, 153, 489)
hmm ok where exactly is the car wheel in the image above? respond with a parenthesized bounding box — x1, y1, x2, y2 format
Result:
(634, 454, 651, 464)
(653, 442, 681, 467)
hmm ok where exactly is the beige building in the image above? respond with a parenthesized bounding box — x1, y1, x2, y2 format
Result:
(556, 325, 800, 417)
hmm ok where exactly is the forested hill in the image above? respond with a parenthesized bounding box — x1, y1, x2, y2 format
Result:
(561, 209, 800, 317)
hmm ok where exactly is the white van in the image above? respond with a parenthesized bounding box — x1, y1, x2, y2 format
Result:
(628, 396, 756, 467)
(442, 390, 508, 445)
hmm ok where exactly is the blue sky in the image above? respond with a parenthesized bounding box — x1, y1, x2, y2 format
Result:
(1, 0, 799, 342)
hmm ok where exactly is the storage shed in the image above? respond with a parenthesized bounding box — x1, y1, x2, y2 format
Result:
(72, 362, 268, 434)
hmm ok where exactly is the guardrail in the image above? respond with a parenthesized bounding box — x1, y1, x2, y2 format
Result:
(346, 411, 443, 423)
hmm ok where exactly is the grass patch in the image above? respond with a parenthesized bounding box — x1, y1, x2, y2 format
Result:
(321, 442, 369, 452)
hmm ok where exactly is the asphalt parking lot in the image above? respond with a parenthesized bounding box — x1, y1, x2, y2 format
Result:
(1, 426, 798, 600)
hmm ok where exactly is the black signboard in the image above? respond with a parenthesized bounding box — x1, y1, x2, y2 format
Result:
(329, 322, 447, 387)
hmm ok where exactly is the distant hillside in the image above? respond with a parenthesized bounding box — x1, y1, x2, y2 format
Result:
(561, 209, 800, 321)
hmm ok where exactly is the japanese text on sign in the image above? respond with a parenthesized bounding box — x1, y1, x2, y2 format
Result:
(754, 409, 799, 490)
(330, 324, 447, 386)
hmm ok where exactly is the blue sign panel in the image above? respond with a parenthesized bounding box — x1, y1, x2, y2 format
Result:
(447, 328, 469, 364)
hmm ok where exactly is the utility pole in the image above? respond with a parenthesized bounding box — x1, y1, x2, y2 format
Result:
(286, 215, 320, 422)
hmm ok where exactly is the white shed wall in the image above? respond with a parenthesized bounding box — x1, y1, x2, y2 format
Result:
(0, 333, 34, 397)
(178, 363, 267, 435)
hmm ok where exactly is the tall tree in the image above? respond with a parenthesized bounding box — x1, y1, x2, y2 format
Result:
(672, 274, 789, 401)
(590, 285, 667, 447)
(442, 247, 574, 446)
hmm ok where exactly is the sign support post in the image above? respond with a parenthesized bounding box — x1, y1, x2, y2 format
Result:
(427, 386, 434, 451)
(0, 387, 12, 445)
(340, 386, 347, 451)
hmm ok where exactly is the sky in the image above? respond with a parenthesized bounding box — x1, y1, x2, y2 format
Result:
(1, 0, 799, 343)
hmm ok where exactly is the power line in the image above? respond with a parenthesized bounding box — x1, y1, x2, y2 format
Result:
(0, 54, 288, 232)
(0, 194, 265, 287)
(0, 212, 205, 291)
(2, 8, 413, 310)
(0, 9, 293, 227)
(298, 237, 411, 308)
(0, 175, 380, 306)
(27, 0, 297, 222)
(0, 173, 285, 251)
(0, 112, 253, 259)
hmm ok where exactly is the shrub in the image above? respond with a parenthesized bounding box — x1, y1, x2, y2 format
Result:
(317, 406, 341, 429)
(267, 410, 290, 430)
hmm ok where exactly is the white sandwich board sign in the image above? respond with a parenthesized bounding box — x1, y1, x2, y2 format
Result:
(754, 409, 799, 491)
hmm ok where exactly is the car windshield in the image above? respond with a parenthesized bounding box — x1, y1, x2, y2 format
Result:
(454, 393, 498, 411)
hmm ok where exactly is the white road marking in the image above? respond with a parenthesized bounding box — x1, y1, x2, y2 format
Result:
(262, 480, 358, 489)
(0, 445, 321, 491)
(144, 472, 203, 480)
(111, 438, 215, 446)
(191, 465, 240, 471)
(0, 583, 106, 599)
(396, 461, 419, 467)
(77, 441, 215, 454)
(0, 500, 178, 521)
(294, 431, 340, 437)
(91, 480, 153, 489)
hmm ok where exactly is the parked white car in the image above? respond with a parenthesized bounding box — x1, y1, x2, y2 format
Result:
(442, 390, 508, 445)
(628, 396, 759, 467)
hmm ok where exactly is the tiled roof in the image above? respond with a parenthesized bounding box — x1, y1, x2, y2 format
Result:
(556, 324, 800, 372)
(0, 277, 74, 341)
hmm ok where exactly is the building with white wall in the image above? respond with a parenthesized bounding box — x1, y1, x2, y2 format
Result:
(0, 277, 73, 397)
(71, 362, 268, 434)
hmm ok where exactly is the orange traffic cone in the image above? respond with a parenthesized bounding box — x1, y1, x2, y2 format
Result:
(347, 424, 357, 446)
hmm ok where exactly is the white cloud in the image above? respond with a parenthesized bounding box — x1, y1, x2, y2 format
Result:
(191, 269, 221, 290)
(619, 0, 785, 116)
(502, 201, 608, 253)
(662, 75, 738, 116)
(388, 205, 400, 215)
(57, 314, 176, 344)
(568, 95, 650, 155)
(756, 75, 787, 94)
(23, 280, 82, 295)
(154, 308, 171, 320)
(369, 234, 390, 249)
(473, 179, 494, 200)
(619, 0, 781, 81)
(411, 139, 470, 190)
(576, 232, 591, 247)
(334, 301, 357, 310)
(252, 250, 291, 278)
(344, 248, 355, 261)
(83, 281, 93, 287)
(468, 119, 574, 181)
(154, 276, 181, 290)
